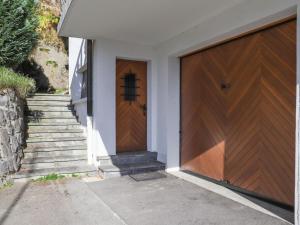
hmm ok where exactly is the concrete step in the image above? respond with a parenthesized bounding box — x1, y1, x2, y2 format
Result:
(26, 111, 75, 117)
(27, 117, 78, 124)
(28, 127, 83, 134)
(27, 94, 70, 101)
(26, 100, 72, 106)
(28, 123, 82, 130)
(14, 165, 97, 180)
(24, 145, 87, 153)
(29, 132, 85, 138)
(28, 126, 83, 133)
(27, 137, 86, 143)
(24, 148, 87, 158)
(21, 155, 88, 169)
(27, 98, 71, 103)
(26, 105, 72, 112)
(97, 151, 158, 166)
(22, 155, 87, 163)
(26, 139, 86, 148)
(19, 94, 91, 180)
(98, 161, 165, 179)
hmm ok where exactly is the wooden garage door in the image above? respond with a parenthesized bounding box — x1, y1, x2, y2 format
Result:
(181, 19, 296, 205)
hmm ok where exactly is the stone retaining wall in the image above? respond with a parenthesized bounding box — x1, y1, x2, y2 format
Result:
(0, 89, 25, 185)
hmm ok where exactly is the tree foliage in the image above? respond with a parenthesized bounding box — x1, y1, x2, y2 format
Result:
(37, 0, 65, 51)
(0, 0, 38, 67)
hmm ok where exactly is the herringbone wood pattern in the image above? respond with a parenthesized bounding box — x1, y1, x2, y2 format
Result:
(116, 59, 147, 152)
(181, 20, 296, 205)
(181, 45, 227, 181)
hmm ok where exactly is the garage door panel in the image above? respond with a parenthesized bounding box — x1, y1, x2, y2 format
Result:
(261, 63, 296, 113)
(261, 87, 295, 128)
(181, 48, 226, 181)
(261, 30, 296, 71)
(262, 49, 295, 89)
(228, 35, 261, 75)
(181, 19, 296, 205)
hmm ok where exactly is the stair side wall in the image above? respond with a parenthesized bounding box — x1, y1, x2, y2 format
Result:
(0, 89, 25, 184)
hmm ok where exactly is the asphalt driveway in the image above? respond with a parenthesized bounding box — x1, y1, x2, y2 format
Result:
(0, 173, 291, 225)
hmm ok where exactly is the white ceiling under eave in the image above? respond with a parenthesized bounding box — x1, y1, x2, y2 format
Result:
(58, 0, 250, 46)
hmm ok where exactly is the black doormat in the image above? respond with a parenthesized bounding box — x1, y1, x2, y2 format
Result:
(129, 172, 167, 182)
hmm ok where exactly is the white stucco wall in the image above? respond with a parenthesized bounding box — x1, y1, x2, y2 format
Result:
(69, 38, 88, 127)
(90, 38, 158, 159)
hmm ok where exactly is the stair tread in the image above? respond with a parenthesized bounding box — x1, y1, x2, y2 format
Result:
(26, 108, 72, 112)
(98, 151, 157, 160)
(27, 99, 71, 103)
(28, 123, 81, 126)
(27, 116, 76, 119)
(24, 145, 87, 151)
(28, 129, 83, 134)
(22, 155, 87, 163)
(14, 165, 97, 179)
(99, 161, 165, 172)
(27, 137, 86, 142)
(28, 93, 70, 96)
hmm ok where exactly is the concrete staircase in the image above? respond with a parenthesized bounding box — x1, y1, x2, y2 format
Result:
(97, 151, 165, 178)
(14, 93, 97, 180)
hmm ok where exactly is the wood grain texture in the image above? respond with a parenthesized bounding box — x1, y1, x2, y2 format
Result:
(181, 47, 226, 181)
(116, 59, 147, 153)
(181, 20, 296, 205)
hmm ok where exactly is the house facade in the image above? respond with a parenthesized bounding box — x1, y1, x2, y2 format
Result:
(58, 0, 300, 223)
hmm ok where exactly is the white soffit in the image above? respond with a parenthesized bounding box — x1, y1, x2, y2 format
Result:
(59, 0, 247, 46)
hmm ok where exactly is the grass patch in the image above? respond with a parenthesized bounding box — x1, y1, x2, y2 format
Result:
(0, 181, 13, 190)
(34, 173, 65, 182)
(0, 67, 35, 98)
(71, 173, 80, 178)
(54, 88, 67, 94)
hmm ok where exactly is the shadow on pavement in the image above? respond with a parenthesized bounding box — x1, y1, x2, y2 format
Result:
(0, 182, 30, 225)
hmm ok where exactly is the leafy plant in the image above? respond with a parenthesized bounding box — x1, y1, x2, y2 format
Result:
(0, 0, 38, 67)
(0, 67, 36, 98)
(39, 47, 50, 53)
(37, 2, 65, 50)
(34, 173, 65, 182)
(71, 173, 80, 178)
(0, 181, 13, 190)
(54, 88, 68, 94)
(46, 60, 58, 68)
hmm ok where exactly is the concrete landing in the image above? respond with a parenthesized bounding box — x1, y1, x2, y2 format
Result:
(0, 174, 292, 225)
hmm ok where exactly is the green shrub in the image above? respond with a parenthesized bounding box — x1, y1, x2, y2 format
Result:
(0, 0, 38, 67)
(0, 67, 35, 98)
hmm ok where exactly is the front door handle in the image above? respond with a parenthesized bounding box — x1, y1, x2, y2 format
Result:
(220, 81, 231, 90)
(141, 104, 147, 116)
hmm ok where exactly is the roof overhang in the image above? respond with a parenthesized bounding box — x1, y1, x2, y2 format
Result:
(58, 0, 252, 46)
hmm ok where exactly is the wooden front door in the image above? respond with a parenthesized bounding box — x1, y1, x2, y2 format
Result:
(116, 59, 147, 153)
(181, 19, 296, 205)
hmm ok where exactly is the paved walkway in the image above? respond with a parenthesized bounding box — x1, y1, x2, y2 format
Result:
(0, 173, 291, 225)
